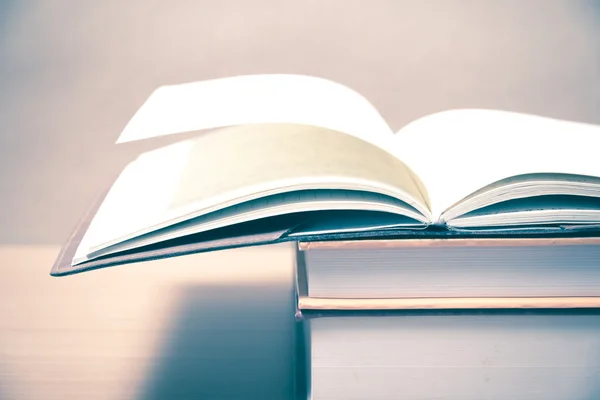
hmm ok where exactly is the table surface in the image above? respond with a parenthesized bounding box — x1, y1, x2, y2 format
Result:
(0, 243, 299, 400)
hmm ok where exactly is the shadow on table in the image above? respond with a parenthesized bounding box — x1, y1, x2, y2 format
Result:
(137, 283, 299, 400)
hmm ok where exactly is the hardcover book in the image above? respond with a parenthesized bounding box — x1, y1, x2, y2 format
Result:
(294, 238, 600, 311)
(301, 309, 600, 400)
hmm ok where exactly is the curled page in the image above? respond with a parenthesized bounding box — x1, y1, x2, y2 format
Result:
(117, 74, 393, 149)
(393, 109, 600, 218)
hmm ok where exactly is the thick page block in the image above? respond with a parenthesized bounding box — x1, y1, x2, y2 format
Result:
(306, 310, 600, 400)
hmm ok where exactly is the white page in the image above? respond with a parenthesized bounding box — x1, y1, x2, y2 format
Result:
(75, 123, 429, 264)
(116, 74, 394, 151)
(73, 140, 195, 263)
(393, 109, 600, 219)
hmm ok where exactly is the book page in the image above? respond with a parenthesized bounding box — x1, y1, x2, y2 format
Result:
(116, 74, 394, 151)
(75, 124, 429, 261)
(392, 109, 600, 219)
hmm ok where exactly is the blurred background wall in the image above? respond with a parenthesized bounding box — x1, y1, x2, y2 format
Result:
(2, 0, 600, 245)
(0, 1, 599, 399)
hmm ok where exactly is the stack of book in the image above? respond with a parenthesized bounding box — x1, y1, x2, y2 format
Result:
(295, 238, 600, 399)
(51, 75, 600, 399)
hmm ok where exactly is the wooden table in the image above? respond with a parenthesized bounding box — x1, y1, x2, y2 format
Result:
(0, 243, 297, 400)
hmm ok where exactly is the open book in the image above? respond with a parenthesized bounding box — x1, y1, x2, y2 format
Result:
(52, 74, 600, 276)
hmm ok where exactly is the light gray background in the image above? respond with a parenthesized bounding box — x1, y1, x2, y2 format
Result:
(2, 0, 600, 245)
(1, 1, 599, 399)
